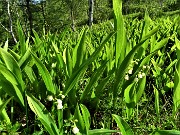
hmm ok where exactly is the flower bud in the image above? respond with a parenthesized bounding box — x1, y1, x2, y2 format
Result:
(72, 127, 79, 134)
(47, 95, 53, 101)
(128, 69, 133, 74)
(125, 74, 129, 80)
(57, 104, 63, 109)
(57, 99, 62, 104)
(61, 95, 65, 99)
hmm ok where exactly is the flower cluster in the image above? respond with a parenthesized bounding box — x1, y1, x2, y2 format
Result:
(124, 59, 150, 82)
(57, 99, 63, 109)
(47, 94, 65, 110)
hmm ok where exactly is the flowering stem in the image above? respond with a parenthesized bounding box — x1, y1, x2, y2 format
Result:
(58, 109, 63, 135)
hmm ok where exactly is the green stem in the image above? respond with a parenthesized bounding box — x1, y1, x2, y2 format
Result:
(58, 109, 63, 135)
(11, 99, 13, 122)
(25, 90, 29, 133)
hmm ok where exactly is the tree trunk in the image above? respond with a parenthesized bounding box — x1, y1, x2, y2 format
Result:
(41, 1, 46, 31)
(7, 0, 17, 43)
(26, 0, 33, 37)
(88, 0, 94, 26)
(70, 8, 75, 31)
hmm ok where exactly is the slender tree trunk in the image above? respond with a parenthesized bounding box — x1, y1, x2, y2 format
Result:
(41, 1, 46, 31)
(26, 0, 33, 37)
(70, 3, 75, 31)
(88, 0, 94, 26)
(7, 0, 17, 43)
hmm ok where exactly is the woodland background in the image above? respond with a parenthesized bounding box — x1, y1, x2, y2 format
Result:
(0, 0, 180, 44)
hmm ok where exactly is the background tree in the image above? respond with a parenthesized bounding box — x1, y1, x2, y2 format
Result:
(88, 0, 94, 26)
(0, 0, 179, 44)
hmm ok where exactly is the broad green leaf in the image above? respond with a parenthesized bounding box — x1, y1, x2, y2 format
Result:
(136, 12, 151, 59)
(18, 47, 32, 70)
(153, 86, 160, 117)
(152, 130, 180, 135)
(151, 38, 169, 53)
(27, 93, 59, 135)
(32, 29, 42, 46)
(63, 32, 115, 96)
(112, 114, 134, 135)
(113, 26, 159, 106)
(0, 97, 13, 113)
(113, 0, 126, 67)
(17, 21, 26, 55)
(165, 59, 178, 73)
(0, 64, 19, 85)
(88, 129, 118, 135)
(74, 28, 87, 70)
(135, 76, 146, 103)
(4, 40, 9, 51)
(24, 66, 38, 83)
(51, 42, 64, 69)
(0, 48, 24, 91)
(173, 37, 180, 114)
(80, 104, 91, 134)
(173, 60, 180, 113)
(124, 83, 135, 104)
(80, 61, 107, 102)
(74, 104, 85, 134)
(151, 58, 162, 76)
(95, 75, 112, 99)
(0, 75, 24, 106)
(31, 53, 56, 95)
(66, 46, 73, 77)
(0, 97, 11, 123)
(8, 49, 20, 61)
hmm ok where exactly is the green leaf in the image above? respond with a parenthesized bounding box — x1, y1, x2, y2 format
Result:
(0, 64, 19, 85)
(66, 46, 73, 77)
(113, 0, 126, 67)
(124, 83, 135, 104)
(0, 48, 24, 91)
(63, 32, 115, 96)
(80, 104, 91, 134)
(74, 28, 87, 70)
(0, 97, 11, 123)
(74, 104, 85, 134)
(113, 26, 159, 106)
(80, 61, 107, 102)
(0, 97, 13, 114)
(0, 65, 24, 106)
(112, 114, 134, 135)
(31, 53, 56, 95)
(173, 60, 180, 114)
(95, 75, 112, 99)
(17, 21, 26, 55)
(18, 47, 32, 70)
(136, 76, 146, 103)
(27, 93, 59, 135)
(153, 86, 160, 117)
(173, 37, 180, 114)
(51, 42, 64, 69)
(152, 130, 180, 135)
(165, 59, 178, 73)
(151, 38, 169, 53)
(88, 129, 118, 135)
